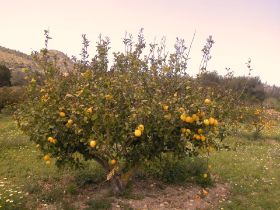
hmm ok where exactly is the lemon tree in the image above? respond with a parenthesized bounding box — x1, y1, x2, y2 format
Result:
(15, 31, 237, 193)
(241, 106, 277, 139)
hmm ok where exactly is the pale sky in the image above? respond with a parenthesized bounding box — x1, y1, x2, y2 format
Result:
(0, 0, 279, 85)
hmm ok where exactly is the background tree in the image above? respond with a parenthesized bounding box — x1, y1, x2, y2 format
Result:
(0, 64, 11, 87)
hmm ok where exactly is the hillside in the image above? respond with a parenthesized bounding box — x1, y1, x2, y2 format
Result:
(0, 46, 37, 70)
(0, 46, 74, 85)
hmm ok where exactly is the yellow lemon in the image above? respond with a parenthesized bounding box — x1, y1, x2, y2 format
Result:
(86, 107, 93, 113)
(134, 129, 142, 137)
(43, 154, 50, 161)
(67, 119, 73, 125)
(66, 119, 74, 128)
(185, 116, 194, 123)
(204, 119, 210, 126)
(137, 124, 145, 132)
(48, 137, 57, 144)
(209, 117, 215, 125)
(162, 105, 169, 111)
(180, 114, 187, 121)
(200, 135, 206, 141)
(198, 129, 203, 134)
(48, 137, 54, 142)
(89, 140, 97, 148)
(192, 114, 198, 121)
(59, 112, 66, 117)
(195, 135, 201, 140)
(110, 159, 117, 165)
(204, 98, 211, 105)
(213, 119, 218, 126)
(203, 173, 208, 178)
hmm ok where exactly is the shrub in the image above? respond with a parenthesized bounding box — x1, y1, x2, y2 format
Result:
(263, 97, 280, 111)
(143, 155, 211, 186)
(241, 106, 277, 139)
(74, 162, 106, 186)
(10, 70, 28, 86)
(15, 31, 242, 193)
(0, 87, 24, 113)
(0, 64, 11, 87)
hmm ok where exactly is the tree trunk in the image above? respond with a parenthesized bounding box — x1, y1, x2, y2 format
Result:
(91, 155, 125, 194)
(120, 167, 135, 187)
(110, 175, 125, 195)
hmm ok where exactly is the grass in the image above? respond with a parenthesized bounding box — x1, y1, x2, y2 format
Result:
(211, 136, 280, 209)
(85, 198, 113, 210)
(0, 114, 280, 209)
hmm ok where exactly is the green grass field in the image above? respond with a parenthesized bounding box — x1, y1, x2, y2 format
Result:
(0, 114, 280, 209)
(211, 137, 280, 209)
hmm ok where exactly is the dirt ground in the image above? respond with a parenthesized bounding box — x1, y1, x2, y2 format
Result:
(36, 178, 230, 210)
(111, 180, 230, 210)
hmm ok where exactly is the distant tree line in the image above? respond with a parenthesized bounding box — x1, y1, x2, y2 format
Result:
(198, 71, 280, 110)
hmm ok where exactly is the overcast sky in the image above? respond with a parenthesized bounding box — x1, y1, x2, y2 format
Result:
(0, 0, 279, 85)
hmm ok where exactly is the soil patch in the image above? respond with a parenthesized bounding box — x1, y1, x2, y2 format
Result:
(112, 180, 230, 210)
(34, 179, 230, 210)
